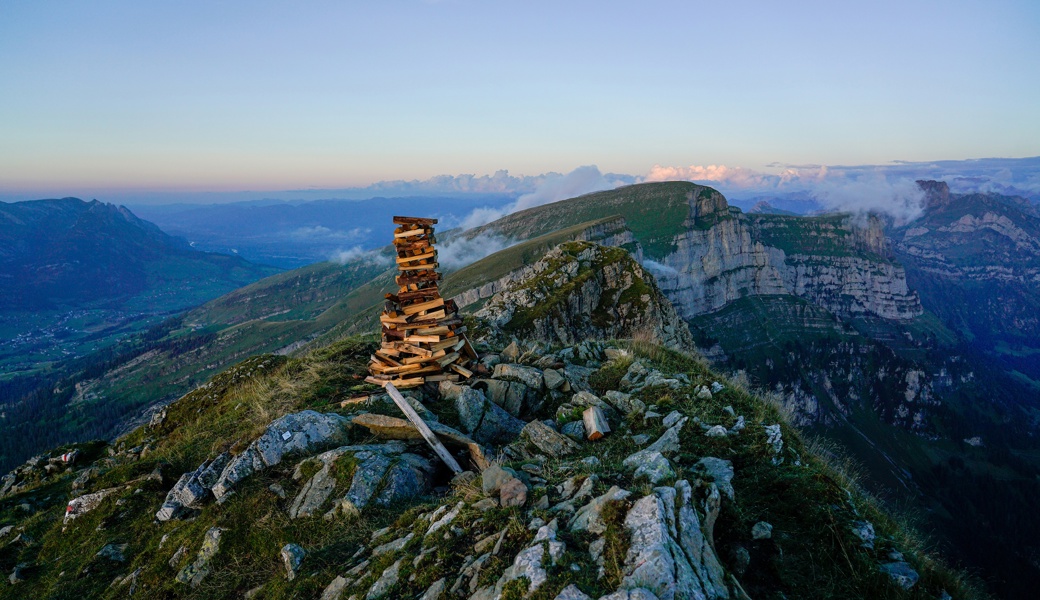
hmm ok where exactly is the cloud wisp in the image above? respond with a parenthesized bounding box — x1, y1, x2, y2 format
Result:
(458, 165, 625, 230)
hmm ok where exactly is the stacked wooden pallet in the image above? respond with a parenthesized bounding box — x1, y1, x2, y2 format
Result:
(366, 216, 478, 389)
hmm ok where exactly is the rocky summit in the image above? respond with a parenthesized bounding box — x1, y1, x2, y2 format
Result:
(0, 233, 984, 599)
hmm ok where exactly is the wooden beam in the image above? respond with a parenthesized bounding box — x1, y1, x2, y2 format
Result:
(583, 406, 611, 441)
(385, 383, 462, 474)
(402, 297, 444, 316)
(449, 363, 474, 379)
(393, 228, 429, 239)
(393, 216, 439, 226)
(396, 250, 436, 264)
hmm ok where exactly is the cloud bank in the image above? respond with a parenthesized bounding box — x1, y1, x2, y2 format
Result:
(458, 165, 627, 230)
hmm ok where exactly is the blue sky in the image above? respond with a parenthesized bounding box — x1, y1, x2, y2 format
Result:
(1, 0, 1038, 199)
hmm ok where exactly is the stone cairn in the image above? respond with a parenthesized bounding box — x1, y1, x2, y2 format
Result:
(366, 216, 477, 389)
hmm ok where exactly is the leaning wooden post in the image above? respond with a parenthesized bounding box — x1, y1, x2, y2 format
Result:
(384, 382, 464, 474)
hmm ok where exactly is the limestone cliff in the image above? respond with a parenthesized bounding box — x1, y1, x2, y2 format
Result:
(645, 192, 922, 322)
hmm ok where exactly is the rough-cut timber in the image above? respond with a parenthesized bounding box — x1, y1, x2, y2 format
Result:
(367, 216, 477, 388)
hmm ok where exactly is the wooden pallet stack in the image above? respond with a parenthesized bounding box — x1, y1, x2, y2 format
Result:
(366, 216, 478, 389)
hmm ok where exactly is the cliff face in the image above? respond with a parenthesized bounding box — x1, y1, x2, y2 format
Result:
(893, 185, 1040, 348)
(641, 191, 922, 322)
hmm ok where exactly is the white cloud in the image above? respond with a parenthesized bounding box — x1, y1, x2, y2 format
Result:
(810, 175, 925, 223)
(458, 165, 622, 230)
(438, 234, 516, 270)
(330, 246, 392, 266)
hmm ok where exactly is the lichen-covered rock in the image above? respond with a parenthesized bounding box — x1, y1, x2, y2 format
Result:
(455, 387, 525, 446)
(879, 561, 920, 590)
(211, 411, 351, 502)
(694, 458, 735, 501)
(281, 543, 305, 580)
(521, 420, 580, 456)
(492, 363, 545, 391)
(64, 486, 119, 526)
(176, 527, 223, 587)
(620, 481, 729, 599)
(156, 452, 231, 521)
(571, 485, 632, 534)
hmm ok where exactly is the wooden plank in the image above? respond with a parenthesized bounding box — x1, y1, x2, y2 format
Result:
(449, 363, 473, 379)
(393, 216, 439, 225)
(415, 325, 451, 336)
(402, 297, 444, 316)
(405, 334, 442, 344)
(393, 228, 429, 239)
(396, 250, 436, 264)
(398, 262, 439, 271)
(385, 382, 462, 474)
(424, 373, 460, 383)
(396, 272, 441, 286)
(460, 337, 479, 360)
(397, 287, 440, 302)
(394, 342, 433, 358)
(435, 352, 460, 367)
(400, 349, 446, 365)
(583, 406, 611, 441)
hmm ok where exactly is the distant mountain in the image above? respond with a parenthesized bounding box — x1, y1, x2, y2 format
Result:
(0, 198, 279, 311)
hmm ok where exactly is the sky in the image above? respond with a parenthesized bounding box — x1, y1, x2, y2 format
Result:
(1, 0, 1039, 201)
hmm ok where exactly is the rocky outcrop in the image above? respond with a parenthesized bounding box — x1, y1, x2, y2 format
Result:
(210, 410, 351, 503)
(476, 242, 696, 350)
(452, 216, 640, 310)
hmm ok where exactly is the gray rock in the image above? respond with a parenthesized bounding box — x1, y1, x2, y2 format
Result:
(764, 424, 784, 465)
(455, 387, 525, 445)
(705, 425, 728, 438)
(620, 481, 727, 599)
(281, 543, 306, 580)
(598, 590, 660, 600)
(604, 390, 646, 416)
(501, 341, 520, 363)
(156, 452, 232, 521)
(211, 411, 350, 502)
(481, 465, 515, 496)
(366, 558, 402, 599)
(645, 419, 686, 455)
(321, 576, 348, 600)
(626, 451, 674, 484)
(560, 420, 586, 440)
(850, 520, 875, 549)
(492, 363, 545, 391)
(620, 361, 649, 390)
(487, 521, 565, 597)
(543, 369, 566, 391)
(751, 521, 773, 540)
(64, 487, 119, 526)
(96, 543, 128, 562)
(522, 420, 581, 456)
(554, 583, 592, 600)
(471, 379, 534, 418)
(694, 457, 735, 500)
(581, 456, 600, 468)
(420, 578, 446, 600)
(8, 564, 27, 585)
(571, 486, 632, 534)
(176, 527, 223, 587)
(879, 561, 920, 590)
